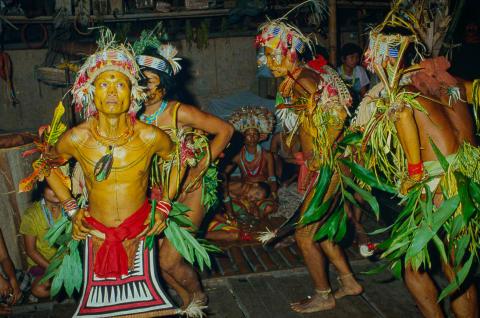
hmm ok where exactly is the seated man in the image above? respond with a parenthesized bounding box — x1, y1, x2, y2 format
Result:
(19, 182, 61, 298)
(0, 229, 23, 315)
(225, 107, 278, 216)
(224, 181, 272, 219)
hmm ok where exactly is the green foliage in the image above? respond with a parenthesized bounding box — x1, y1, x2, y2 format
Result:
(42, 221, 82, 298)
(163, 202, 219, 271)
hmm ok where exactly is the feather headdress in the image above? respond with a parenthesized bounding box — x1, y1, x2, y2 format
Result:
(229, 106, 275, 135)
(72, 28, 145, 119)
(256, 0, 327, 65)
(133, 29, 182, 76)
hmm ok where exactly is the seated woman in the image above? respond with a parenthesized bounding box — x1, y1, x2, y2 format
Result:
(225, 107, 278, 216)
(20, 182, 62, 299)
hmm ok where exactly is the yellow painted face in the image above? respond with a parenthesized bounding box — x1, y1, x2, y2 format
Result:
(265, 47, 289, 78)
(143, 70, 165, 106)
(93, 70, 132, 115)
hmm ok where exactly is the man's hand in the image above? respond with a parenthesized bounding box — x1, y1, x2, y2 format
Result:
(0, 277, 12, 298)
(9, 279, 21, 305)
(400, 174, 423, 195)
(72, 209, 92, 241)
(144, 212, 167, 237)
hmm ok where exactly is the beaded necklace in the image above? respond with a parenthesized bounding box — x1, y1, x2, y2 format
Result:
(140, 100, 168, 125)
(240, 145, 264, 177)
(40, 199, 64, 228)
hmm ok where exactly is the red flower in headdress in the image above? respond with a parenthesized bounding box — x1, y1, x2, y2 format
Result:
(307, 55, 328, 73)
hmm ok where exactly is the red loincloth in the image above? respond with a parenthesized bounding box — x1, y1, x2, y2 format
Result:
(84, 200, 150, 278)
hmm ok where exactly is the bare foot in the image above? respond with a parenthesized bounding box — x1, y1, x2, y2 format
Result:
(192, 291, 208, 306)
(334, 273, 363, 299)
(291, 290, 335, 313)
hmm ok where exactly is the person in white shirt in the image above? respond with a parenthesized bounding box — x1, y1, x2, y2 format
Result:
(338, 43, 370, 106)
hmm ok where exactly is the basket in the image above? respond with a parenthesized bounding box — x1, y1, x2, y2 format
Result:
(185, 0, 209, 10)
(35, 66, 74, 87)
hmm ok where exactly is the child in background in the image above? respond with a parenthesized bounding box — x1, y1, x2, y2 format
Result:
(338, 43, 370, 106)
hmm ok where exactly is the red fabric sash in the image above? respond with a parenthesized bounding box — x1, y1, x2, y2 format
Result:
(85, 200, 150, 278)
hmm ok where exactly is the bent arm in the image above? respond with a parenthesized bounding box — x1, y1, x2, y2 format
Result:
(23, 235, 50, 268)
(178, 104, 234, 161)
(394, 107, 422, 166)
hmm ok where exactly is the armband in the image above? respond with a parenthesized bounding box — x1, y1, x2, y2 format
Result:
(155, 200, 172, 219)
(62, 198, 79, 219)
(408, 161, 423, 176)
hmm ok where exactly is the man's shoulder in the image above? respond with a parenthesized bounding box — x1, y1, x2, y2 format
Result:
(135, 120, 165, 142)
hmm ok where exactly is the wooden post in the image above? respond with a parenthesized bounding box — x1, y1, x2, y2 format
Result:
(328, 0, 337, 66)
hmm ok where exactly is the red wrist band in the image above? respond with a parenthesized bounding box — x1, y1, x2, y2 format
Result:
(156, 200, 172, 219)
(408, 161, 423, 176)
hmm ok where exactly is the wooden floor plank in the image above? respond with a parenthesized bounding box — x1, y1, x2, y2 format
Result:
(242, 246, 266, 272)
(278, 246, 303, 267)
(205, 284, 245, 318)
(213, 253, 237, 277)
(228, 277, 271, 317)
(252, 245, 279, 271)
(229, 246, 251, 274)
(353, 265, 422, 318)
(247, 275, 300, 318)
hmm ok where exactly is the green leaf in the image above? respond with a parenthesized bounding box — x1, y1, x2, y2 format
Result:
(450, 215, 465, 240)
(429, 138, 449, 172)
(431, 234, 448, 264)
(343, 191, 360, 208)
(303, 166, 333, 217)
(342, 175, 380, 219)
(362, 262, 389, 275)
(469, 181, 480, 206)
(368, 223, 394, 235)
(50, 269, 64, 298)
(454, 235, 470, 268)
(300, 198, 332, 225)
(438, 253, 474, 301)
(45, 217, 69, 246)
(431, 195, 460, 230)
(339, 131, 362, 146)
(313, 218, 333, 241)
(165, 223, 194, 264)
(340, 159, 396, 193)
(170, 214, 194, 228)
(455, 172, 475, 222)
(406, 196, 460, 259)
(334, 210, 348, 242)
(327, 208, 341, 240)
(391, 261, 402, 279)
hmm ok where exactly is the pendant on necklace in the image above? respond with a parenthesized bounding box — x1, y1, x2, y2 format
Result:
(94, 145, 114, 182)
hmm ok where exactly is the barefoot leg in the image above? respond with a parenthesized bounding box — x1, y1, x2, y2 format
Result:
(319, 240, 363, 299)
(404, 264, 444, 318)
(442, 262, 478, 318)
